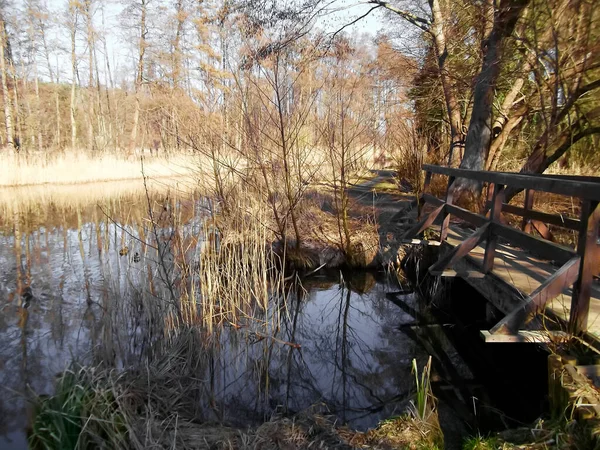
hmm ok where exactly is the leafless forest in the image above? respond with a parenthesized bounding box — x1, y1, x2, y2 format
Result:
(0, 0, 597, 176)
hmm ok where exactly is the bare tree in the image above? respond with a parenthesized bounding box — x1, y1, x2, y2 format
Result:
(66, 0, 78, 149)
(127, 0, 149, 154)
(0, 10, 14, 149)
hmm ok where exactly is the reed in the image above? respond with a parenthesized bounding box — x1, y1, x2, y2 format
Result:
(196, 189, 286, 333)
(411, 355, 435, 422)
(0, 151, 203, 187)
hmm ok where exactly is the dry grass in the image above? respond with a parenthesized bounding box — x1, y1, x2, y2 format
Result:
(462, 418, 600, 450)
(0, 151, 206, 187)
(30, 359, 446, 450)
(0, 176, 192, 214)
(195, 191, 286, 332)
(292, 197, 381, 269)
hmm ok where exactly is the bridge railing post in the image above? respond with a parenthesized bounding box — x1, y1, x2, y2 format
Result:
(439, 175, 456, 242)
(418, 170, 433, 220)
(483, 183, 505, 273)
(569, 200, 600, 333)
(485, 182, 495, 217)
(522, 189, 535, 233)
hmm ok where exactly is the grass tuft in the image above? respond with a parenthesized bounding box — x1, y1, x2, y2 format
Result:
(29, 367, 129, 450)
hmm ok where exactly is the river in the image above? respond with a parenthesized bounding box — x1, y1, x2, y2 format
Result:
(0, 178, 542, 449)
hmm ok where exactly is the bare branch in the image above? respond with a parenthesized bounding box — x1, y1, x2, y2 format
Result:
(330, 5, 382, 40)
(368, 0, 431, 32)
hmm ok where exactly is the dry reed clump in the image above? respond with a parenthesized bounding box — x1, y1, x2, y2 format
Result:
(196, 191, 285, 333)
(463, 418, 600, 450)
(0, 151, 205, 187)
(31, 361, 447, 450)
(356, 415, 442, 450)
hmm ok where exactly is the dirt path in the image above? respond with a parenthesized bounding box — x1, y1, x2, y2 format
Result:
(347, 170, 417, 265)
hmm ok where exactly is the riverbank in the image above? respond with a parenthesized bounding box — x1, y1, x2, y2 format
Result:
(28, 342, 597, 450)
(28, 357, 444, 450)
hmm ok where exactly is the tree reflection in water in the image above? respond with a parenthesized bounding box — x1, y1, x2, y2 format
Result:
(0, 191, 480, 449)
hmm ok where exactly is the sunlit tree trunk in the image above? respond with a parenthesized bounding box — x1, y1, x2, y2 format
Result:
(0, 16, 14, 149)
(68, 1, 78, 150)
(170, 0, 185, 151)
(429, 0, 463, 167)
(459, 0, 530, 179)
(130, 0, 148, 154)
(26, 3, 44, 151)
(101, 5, 115, 151)
(39, 12, 61, 148)
(11, 61, 22, 150)
(83, 0, 96, 152)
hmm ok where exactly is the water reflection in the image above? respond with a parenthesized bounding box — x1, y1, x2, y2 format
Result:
(206, 275, 418, 427)
(0, 183, 478, 449)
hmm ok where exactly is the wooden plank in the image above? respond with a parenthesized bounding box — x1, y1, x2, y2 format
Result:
(401, 204, 445, 240)
(423, 194, 488, 227)
(490, 255, 581, 334)
(531, 220, 554, 241)
(532, 173, 600, 184)
(481, 330, 569, 343)
(570, 201, 600, 333)
(429, 224, 490, 275)
(501, 203, 580, 231)
(491, 222, 576, 264)
(444, 227, 600, 340)
(478, 202, 579, 233)
(423, 164, 600, 201)
(437, 269, 485, 278)
(400, 239, 442, 246)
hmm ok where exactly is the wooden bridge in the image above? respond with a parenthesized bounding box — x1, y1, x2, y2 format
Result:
(402, 164, 600, 345)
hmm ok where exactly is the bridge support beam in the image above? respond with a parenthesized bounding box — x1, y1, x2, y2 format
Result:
(569, 201, 600, 333)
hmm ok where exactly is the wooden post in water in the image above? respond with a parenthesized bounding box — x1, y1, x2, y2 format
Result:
(569, 200, 600, 333)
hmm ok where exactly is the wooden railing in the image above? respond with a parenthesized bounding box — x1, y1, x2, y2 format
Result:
(403, 164, 600, 335)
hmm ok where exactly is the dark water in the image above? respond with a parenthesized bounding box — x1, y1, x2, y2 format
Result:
(0, 184, 545, 449)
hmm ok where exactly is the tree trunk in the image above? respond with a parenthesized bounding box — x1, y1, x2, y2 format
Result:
(429, 0, 463, 167)
(40, 15, 61, 148)
(459, 0, 530, 175)
(0, 17, 14, 149)
(101, 5, 115, 151)
(69, 3, 78, 150)
(130, 0, 147, 154)
(11, 61, 22, 150)
(27, 9, 43, 152)
(85, 0, 96, 153)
